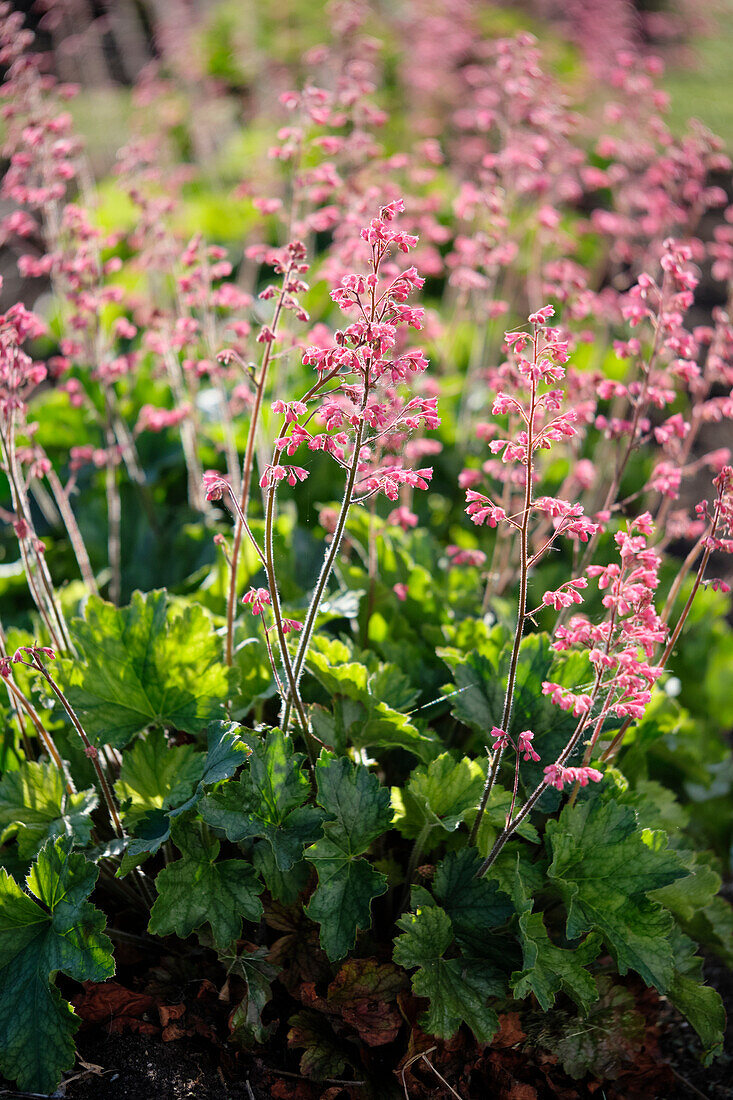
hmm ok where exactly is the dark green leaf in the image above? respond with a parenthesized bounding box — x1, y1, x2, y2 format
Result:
(538, 977, 645, 1080)
(148, 820, 263, 949)
(305, 754, 391, 960)
(394, 904, 501, 1043)
(667, 930, 725, 1063)
(511, 861, 600, 1013)
(546, 800, 687, 990)
(432, 848, 514, 956)
(287, 1010, 352, 1080)
(0, 838, 114, 1094)
(252, 842, 311, 905)
(222, 946, 279, 1047)
(201, 728, 323, 871)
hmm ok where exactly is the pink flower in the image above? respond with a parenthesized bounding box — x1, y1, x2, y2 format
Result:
(393, 583, 408, 601)
(528, 305, 555, 325)
(542, 764, 602, 790)
(542, 682, 592, 715)
(12, 645, 55, 663)
(446, 545, 487, 567)
(259, 464, 309, 489)
(281, 618, 302, 634)
(465, 490, 507, 527)
(272, 399, 308, 423)
(517, 730, 540, 762)
(490, 726, 510, 750)
(543, 764, 572, 790)
(242, 587, 271, 616)
(203, 470, 230, 502)
(541, 579, 587, 610)
(388, 506, 418, 530)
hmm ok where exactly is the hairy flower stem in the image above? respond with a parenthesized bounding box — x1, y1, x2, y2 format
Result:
(225, 260, 295, 667)
(476, 686, 601, 877)
(45, 466, 98, 595)
(5, 676, 73, 790)
(263, 484, 319, 773)
(280, 411, 368, 735)
(105, 401, 122, 606)
(0, 420, 71, 651)
(361, 492, 379, 648)
(29, 653, 124, 840)
(506, 747, 522, 827)
(164, 348, 204, 512)
(469, 377, 537, 847)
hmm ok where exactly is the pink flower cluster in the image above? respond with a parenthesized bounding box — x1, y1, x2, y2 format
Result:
(543, 765, 603, 791)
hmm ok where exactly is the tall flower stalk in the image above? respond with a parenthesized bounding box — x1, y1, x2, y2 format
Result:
(208, 202, 438, 747)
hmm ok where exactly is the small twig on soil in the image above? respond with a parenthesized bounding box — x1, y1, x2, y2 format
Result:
(400, 1045, 466, 1100)
(270, 1068, 365, 1087)
(401, 1045, 435, 1099)
(245, 1080, 256, 1100)
(666, 1064, 711, 1100)
(421, 1055, 466, 1100)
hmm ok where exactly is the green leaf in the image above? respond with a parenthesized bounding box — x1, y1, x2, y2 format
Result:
(201, 728, 324, 871)
(192, 721, 249, 787)
(439, 633, 603, 804)
(394, 903, 501, 1043)
(252, 842, 312, 905)
(512, 911, 601, 1014)
(367, 663, 419, 710)
(117, 809, 172, 877)
(305, 754, 392, 961)
(684, 893, 733, 970)
(148, 820, 263, 950)
(667, 930, 725, 1063)
(0, 838, 114, 1093)
(312, 697, 434, 759)
(306, 637, 434, 760)
(510, 861, 600, 1013)
(306, 638, 368, 697)
(114, 729, 204, 823)
(432, 848, 514, 956)
(58, 590, 234, 748)
(391, 753, 485, 849)
(546, 800, 687, 991)
(540, 977, 645, 1080)
(649, 847, 722, 924)
(0, 760, 97, 860)
(116, 721, 247, 877)
(222, 946, 279, 1047)
(437, 648, 503, 733)
(287, 1010, 352, 1080)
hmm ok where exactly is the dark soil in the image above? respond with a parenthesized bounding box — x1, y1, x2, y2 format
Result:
(60, 1035, 255, 1100)
(19, 958, 727, 1100)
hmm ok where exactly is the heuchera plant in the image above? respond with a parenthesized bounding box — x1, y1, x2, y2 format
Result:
(0, 3, 732, 1096)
